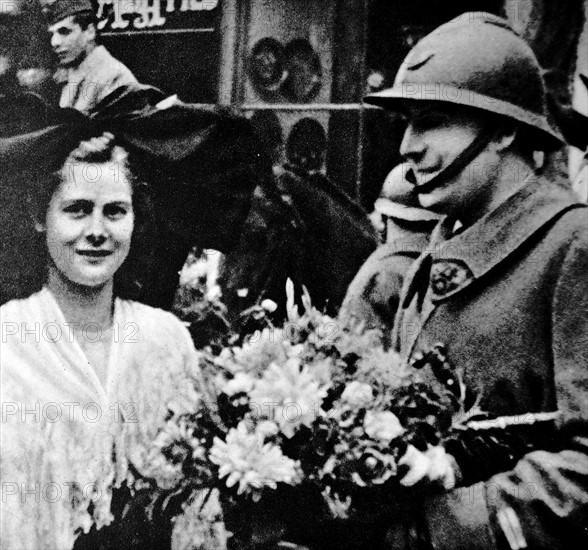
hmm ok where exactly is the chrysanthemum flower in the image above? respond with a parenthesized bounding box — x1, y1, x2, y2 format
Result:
(255, 420, 280, 439)
(363, 410, 404, 444)
(222, 372, 255, 396)
(143, 418, 207, 489)
(217, 328, 288, 377)
(209, 422, 300, 497)
(341, 381, 374, 409)
(249, 358, 328, 438)
(333, 325, 384, 360)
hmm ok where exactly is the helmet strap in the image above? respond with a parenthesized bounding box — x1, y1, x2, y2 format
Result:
(406, 125, 498, 195)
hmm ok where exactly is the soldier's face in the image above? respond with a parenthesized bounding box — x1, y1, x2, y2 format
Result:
(49, 16, 94, 67)
(400, 102, 495, 218)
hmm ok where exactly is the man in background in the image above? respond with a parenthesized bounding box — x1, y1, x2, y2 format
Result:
(43, 0, 137, 114)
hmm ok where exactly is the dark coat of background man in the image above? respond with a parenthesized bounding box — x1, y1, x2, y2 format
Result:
(42, 0, 137, 114)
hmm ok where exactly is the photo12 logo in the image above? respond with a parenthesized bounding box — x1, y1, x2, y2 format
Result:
(2, 480, 106, 505)
(2, 401, 139, 424)
(1, 321, 139, 344)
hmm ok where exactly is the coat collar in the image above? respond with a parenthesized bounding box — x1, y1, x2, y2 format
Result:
(432, 176, 583, 275)
(404, 176, 586, 304)
(55, 45, 110, 84)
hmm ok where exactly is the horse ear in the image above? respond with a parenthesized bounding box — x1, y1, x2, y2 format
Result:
(301, 285, 313, 313)
(286, 278, 299, 321)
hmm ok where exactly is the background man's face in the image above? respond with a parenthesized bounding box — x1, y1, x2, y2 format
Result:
(48, 16, 94, 67)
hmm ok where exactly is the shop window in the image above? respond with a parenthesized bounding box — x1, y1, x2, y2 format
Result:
(227, 0, 366, 200)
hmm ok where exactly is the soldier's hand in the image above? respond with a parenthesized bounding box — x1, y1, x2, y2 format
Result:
(398, 444, 460, 490)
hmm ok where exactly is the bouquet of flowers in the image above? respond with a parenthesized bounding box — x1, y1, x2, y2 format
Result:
(173, 247, 232, 352)
(150, 280, 505, 549)
(148, 273, 557, 550)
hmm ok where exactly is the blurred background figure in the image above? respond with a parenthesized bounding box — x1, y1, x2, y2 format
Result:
(368, 163, 439, 243)
(247, 37, 287, 96)
(1, 10, 64, 136)
(282, 38, 322, 102)
(573, 140, 588, 202)
(285, 117, 327, 176)
(16, 66, 53, 96)
(1, 0, 58, 104)
(570, 73, 588, 202)
(250, 109, 285, 171)
(546, 70, 588, 203)
(0, 42, 18, 96)
(1, 5, 26, 97)
(341, 163, 440, 336)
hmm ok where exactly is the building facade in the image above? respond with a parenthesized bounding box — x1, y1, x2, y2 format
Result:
(1, 0, 586, 204)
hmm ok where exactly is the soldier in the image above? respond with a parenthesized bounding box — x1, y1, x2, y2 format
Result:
(43, 0, 137, 114)
(341, 163, 440, 336)
(364, 12, 588, 549)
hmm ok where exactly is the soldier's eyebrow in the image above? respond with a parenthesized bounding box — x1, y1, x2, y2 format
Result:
(413, 103, 455, 120)
(402, 106, 436, 123)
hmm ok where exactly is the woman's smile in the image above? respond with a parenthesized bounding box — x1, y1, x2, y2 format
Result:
(77, 249, 114, 258)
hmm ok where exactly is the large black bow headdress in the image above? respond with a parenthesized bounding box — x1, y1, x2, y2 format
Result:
(0, 87, 270, 305)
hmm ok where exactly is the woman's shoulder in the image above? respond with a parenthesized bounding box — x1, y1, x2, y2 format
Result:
(116, 299, 193, 344)
(0, 289, 47, 320)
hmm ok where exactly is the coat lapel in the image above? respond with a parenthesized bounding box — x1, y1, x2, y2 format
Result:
(394, 176, 586, 357)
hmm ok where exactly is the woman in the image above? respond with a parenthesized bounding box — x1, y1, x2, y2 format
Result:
(363, 13, 588, 549)
(0, 133, 203, 549)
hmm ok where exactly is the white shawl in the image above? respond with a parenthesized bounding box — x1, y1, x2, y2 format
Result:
(1, 288, 202, 549)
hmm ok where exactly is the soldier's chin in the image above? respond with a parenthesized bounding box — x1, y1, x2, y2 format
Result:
(414, 172, 445, 194)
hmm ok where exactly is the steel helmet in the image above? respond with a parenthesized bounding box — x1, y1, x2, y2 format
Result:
(365, 12, 564, 150)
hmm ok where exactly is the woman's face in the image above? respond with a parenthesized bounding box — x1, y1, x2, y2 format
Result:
(39, 160, 134, 289)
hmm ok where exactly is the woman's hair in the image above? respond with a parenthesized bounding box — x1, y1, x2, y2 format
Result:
(28, 133, 156, 301)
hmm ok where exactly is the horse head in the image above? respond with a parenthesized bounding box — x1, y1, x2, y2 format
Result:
(218, 182, 304, 326)
(274, 168, 378, 316)
(217, 167, 378, 325)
